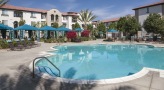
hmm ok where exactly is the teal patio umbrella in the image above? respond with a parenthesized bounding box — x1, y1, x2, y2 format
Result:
(57, 26, 70, 37)
(0, 24, 13, 39)
(14, 24, 38, 39)
(40, 26, 57, 39)
(107, 29, 118, 33)
(75, 28, 83, 32)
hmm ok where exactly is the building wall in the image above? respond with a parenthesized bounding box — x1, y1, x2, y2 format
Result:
(136, 5, 163, 37)
(0, 9, 45, 27)
(46, 9, 62, 27)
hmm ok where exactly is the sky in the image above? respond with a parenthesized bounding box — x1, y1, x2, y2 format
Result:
(8, 0, 161, 20)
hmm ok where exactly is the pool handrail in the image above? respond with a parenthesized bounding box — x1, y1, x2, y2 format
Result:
(32, 57, 61, 78)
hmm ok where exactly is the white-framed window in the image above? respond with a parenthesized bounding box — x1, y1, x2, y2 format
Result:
(2, 9, 8, 16)
(31, 12, 36, 18)
(2, 20, 8, 25)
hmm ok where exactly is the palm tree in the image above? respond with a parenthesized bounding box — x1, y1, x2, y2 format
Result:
(78, 9, 96, 30)
(0, 0, 9, 7)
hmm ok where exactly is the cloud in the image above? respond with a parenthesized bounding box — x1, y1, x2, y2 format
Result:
(92, 6, 134, 20)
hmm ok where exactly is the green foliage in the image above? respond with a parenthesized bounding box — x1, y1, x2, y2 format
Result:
(0, 0, 9, 7)
(125, 16, 141, 35)
(41, 22, 47, 28)
(0, 39, 9, 49)
(108, 22, 117, 30)
(51, 22, 59, 28)
(19, 17, 26, 26)
(44, 38, 57, 43)
(80, 37, 89, 41)
(117, 16, 141, 36)
(72, 22, 81, 30)
(78, 9, 96, 29)
(117, 17, 127, 32)
(97, 22, 106, 34)
(87, 24, 93, 31)
(143, 13, 163, 34)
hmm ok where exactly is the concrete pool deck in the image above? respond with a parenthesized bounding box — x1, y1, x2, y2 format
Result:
(1, 39, 164, 90)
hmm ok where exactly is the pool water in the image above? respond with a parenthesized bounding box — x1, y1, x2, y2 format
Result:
(36, 44, 164, 80)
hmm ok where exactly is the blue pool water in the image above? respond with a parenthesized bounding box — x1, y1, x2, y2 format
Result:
(36, 44, 164, 80)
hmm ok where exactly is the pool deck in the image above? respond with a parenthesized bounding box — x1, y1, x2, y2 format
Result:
(1, 39, 164, 90)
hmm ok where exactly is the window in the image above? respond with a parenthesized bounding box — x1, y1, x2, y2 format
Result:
(72, 17, 77, 22)
(2, 20, 8, 25)
(41, 14, 46, 19)
(31, 12, 36, 18)
(1, 9, 8, 16)
(51, 14, 54, 21)
(14, 11, 23, 17)
(146, 7, 149, 13)
(55, 15, 59, 21)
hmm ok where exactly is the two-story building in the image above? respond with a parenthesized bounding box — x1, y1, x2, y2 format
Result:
(133, 1, 164, 37)
(0, 4, 83, 29)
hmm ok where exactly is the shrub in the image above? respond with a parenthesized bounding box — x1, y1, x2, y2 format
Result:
(66, 31, 77, 39)
(81, 37, 89, 41)
(81, 30, 90, 37)
(0, 39, 9, 49)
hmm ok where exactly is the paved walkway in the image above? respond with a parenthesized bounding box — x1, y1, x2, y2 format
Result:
(0, 39, 164, 90)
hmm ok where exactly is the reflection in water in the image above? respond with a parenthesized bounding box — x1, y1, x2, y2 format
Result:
(36, 45, 164, 80)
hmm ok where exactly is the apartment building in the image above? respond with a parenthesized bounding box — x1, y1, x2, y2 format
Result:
(0, 4, 82, 29)
(133, 1, 164, 37)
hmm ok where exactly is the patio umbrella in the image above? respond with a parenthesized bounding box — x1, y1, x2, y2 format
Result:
(57, 26, 70, 37)
(0, 24, 13, 30)
(57, 26, 70, 31)
(14, 24, 38, 39)
(0, 24, 13, 39)
(39, 26, 56, 31)
(40, 26, 57, 39)
(75, 28, 83, 32)
(107, 29, 118, 33)
(14, 24, 38, 30)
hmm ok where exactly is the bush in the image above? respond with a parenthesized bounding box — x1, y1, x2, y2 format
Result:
(66, 31, 77, 39)
(71, 37, 81, 42)
(81, 30, 90, 37)
(44, 38, 56, 43)
(81, 37, 89, 41)
(0, 39, 9, 49)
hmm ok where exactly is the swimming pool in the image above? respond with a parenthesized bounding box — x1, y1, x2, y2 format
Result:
(36, 44, 164, 80)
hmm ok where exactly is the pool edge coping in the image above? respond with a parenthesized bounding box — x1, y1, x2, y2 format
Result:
(29, 43, 164, 84)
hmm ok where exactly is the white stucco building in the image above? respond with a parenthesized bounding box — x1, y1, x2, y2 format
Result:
(133, 1, 164, 37)
(0, 4, 83, 29)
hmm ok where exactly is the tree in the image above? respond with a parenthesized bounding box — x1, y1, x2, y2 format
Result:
(108, 22, 117, 30)
(78, 9, 96, 29)
(117, 17, 127, 33)
(51, 22, 59, 28)
(125, 16, 141, 36)
(143, 13, 162, 34)
(0, 0, 9, 7)
(72, 22, 81, 30)
(97, 22, 106, 34)
(41, 22, 47, 28)
(19, 17, 25, 26)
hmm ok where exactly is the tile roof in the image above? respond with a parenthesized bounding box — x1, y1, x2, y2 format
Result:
(133, 1, 164, 10)
(102, 18, 120, 23)
(0, 4, 47, 13)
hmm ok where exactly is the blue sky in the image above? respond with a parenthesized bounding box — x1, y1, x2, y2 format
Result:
(9, 0, 160, 20)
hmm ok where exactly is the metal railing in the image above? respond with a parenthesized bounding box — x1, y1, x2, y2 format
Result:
(32, 57, 60, 78)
